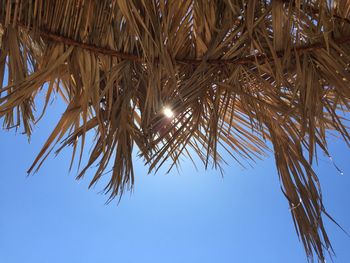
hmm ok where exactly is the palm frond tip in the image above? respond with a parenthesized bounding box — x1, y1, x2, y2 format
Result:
(1, 0, 350, 261)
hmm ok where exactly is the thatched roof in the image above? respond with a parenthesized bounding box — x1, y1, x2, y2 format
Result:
(1, 0, 350, 261)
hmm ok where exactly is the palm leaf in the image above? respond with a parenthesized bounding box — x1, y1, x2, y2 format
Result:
(1, 1, 350, 261)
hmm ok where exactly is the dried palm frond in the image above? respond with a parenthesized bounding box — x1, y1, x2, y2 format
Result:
(1, 0, 350, 261)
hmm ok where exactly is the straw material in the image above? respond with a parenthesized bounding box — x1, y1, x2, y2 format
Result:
(1, 0, 350, 261)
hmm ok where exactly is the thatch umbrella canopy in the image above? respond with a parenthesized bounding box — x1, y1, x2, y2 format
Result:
(1, 0, 349, 261)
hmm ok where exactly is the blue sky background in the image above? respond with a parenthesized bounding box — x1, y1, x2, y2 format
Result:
(0, 96, 350, 263)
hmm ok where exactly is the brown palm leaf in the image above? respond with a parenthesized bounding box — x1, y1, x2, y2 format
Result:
(1, 0, 350, 261)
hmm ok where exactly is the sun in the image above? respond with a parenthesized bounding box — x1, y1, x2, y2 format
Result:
(163, 107, 174, 118)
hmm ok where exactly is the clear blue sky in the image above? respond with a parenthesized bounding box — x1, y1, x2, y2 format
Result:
(0, 97, 350, 263)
